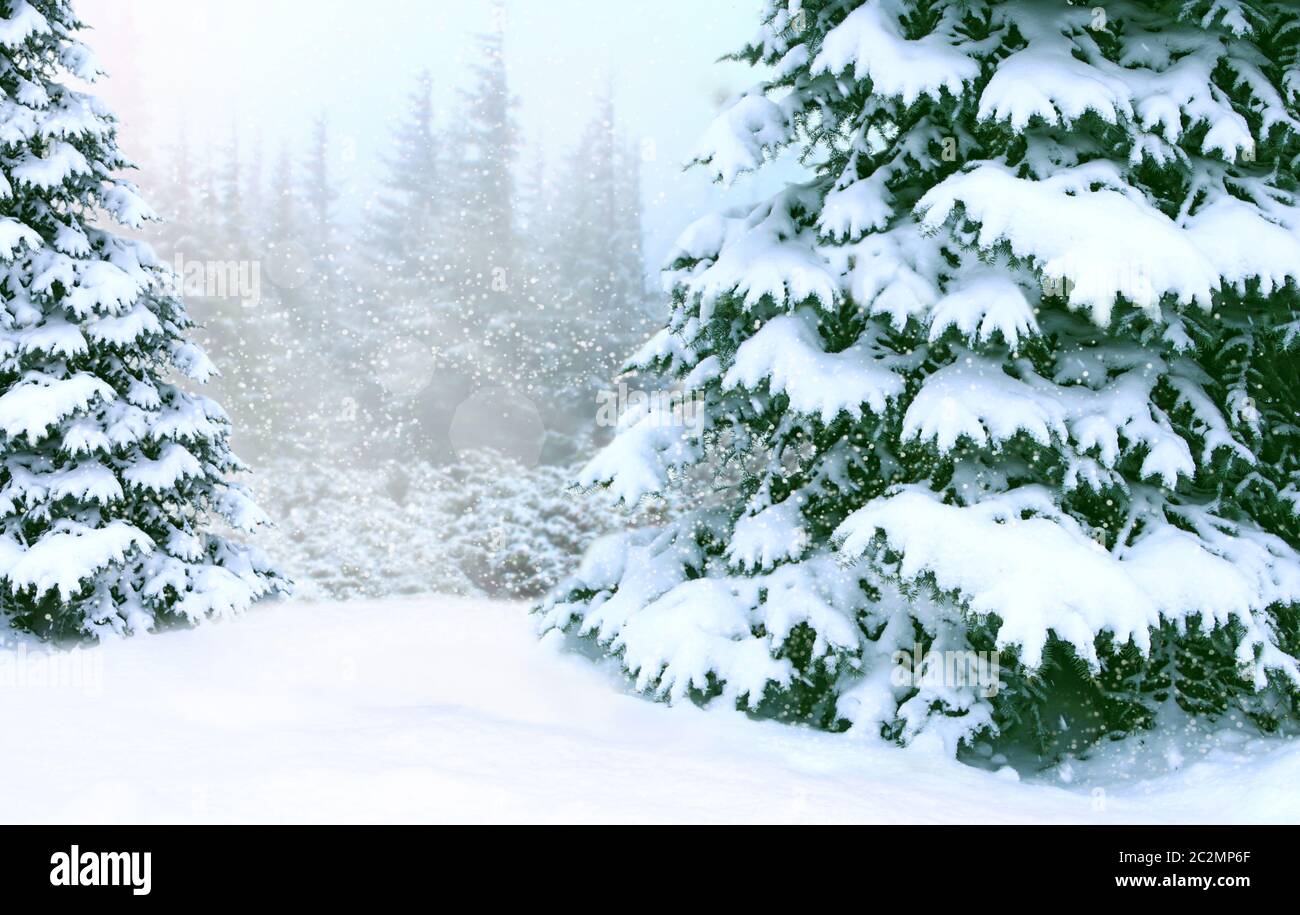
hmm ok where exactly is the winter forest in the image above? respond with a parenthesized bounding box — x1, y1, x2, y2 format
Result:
(3, 0, 1300, 827)
(102, 10, 663, 604)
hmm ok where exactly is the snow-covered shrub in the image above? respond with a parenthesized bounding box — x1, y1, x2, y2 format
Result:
(251, 450, 658, 601)
(541, 0, 1300, 759)
(244, 458, 469, 601)
(435, 451, 633, 599)
(0, 2, 284, 639)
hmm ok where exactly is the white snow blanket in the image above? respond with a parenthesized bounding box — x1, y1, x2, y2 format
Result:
(1, 597, 1296, 824)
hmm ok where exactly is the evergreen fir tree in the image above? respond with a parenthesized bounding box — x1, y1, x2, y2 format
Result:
(513, 140, 555, 362)
(542, 90, 651, 396)
(356, 71, 456, 364)
(446, 12, 519, 348)
(304, 113, 342, 312)
(192, 143, 223, 257)
(515, 90, 653, 462)
(305, 114, 338, 242)
(303, 114, 350, 378)
(349, 71, 457, 455)
(362, 71, 444, 316)
(262, 139, 305, 309)
(253, 135, 350, 463)
(245, 126, 264, 231)
(541, 0, 1300, 757)
(218, 122, 245, 255)
(0, 0, 284, 638)
(267, 141, 298, 249)
(612, 131, 649, 321)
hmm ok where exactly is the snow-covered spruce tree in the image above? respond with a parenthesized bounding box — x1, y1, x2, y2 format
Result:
(540, 0, 1300, 756)
(0, 0, 284, 639)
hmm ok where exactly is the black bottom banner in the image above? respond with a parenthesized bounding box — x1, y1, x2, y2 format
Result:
(1, 824, 1285, 901)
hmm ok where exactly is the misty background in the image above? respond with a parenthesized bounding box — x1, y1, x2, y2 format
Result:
(73, 0, 788, 601)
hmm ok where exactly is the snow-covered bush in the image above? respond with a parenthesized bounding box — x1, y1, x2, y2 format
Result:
(243, 458, 468, 601)
(252, 450, 659, 601)
(0, 1, 284, 639)
(541, 0, 1300, 759)
(435, 451, 649, 599)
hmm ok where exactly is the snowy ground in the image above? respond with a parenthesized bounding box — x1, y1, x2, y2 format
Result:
(1, 596, 1298, 824)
